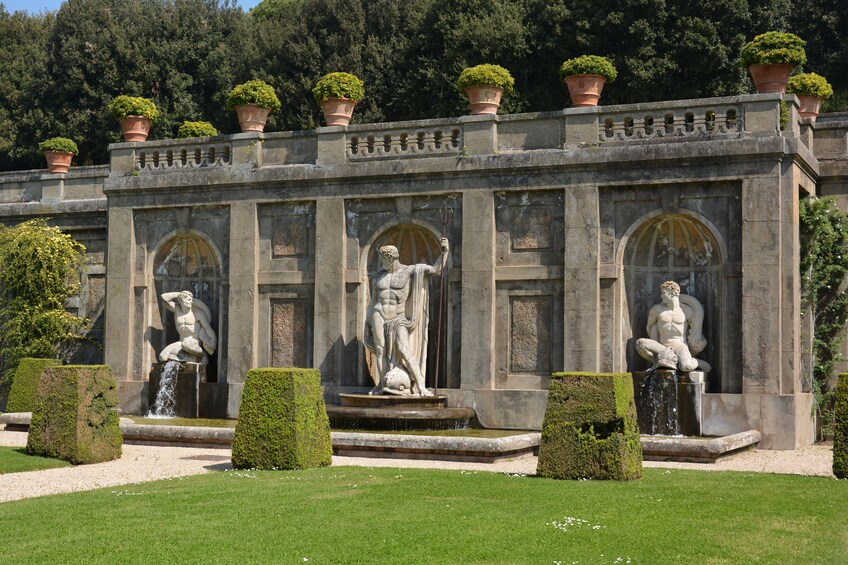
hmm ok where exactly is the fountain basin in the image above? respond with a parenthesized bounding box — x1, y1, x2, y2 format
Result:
(148, 362, 205, 418)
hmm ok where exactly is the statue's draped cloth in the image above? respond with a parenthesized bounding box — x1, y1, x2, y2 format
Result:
(364, 264, 429, 381)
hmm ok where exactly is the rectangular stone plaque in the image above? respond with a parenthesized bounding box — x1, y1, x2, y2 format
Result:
(272, 216, 308, 258)
(510, 295, 553, 374)
(271, 299, 308, 367)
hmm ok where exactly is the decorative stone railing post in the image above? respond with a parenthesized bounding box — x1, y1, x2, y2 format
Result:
(563, 107, 600, 146)
(230, 133, 265, 168)
(108, 144, 136, 175)
(458, 114, 497, 155)
(742, 92, 783, 134)
(316, 125, 348, 166)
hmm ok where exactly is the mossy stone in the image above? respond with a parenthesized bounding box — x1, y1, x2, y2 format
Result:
(537, 372, 642, 481)
(26, 365, 122, 464)
(834, 373, 848, 478)
(231, 368, 332, 470)
(6, 358, 63, 413)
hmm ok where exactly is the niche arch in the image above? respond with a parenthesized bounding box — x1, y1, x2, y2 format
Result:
(358, 222, 450, 389)
(620, 212, 725, 389)
(151, 232, 224, 381)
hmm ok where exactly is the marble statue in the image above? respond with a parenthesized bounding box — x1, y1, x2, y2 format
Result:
(364, 237, 449, 396)
(635, 281, 711, 373)
(159, 290, 217, 364)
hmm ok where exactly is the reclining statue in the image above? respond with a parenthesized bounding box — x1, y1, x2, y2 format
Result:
(635, 281, 711, 373)
(159, 290, 217, 365)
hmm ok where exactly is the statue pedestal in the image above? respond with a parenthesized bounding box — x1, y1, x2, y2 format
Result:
(326, 393, 476, 431)
(148, 362, 205, 418)
(633, 370, 704, 436)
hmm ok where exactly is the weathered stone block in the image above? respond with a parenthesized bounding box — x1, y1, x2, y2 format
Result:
(834, 373, 848, 478)
(537, 372, 642, 480)
(231, 368, 332, 470)
(26, 365, 122, 464)
(6, 358, 63, 413)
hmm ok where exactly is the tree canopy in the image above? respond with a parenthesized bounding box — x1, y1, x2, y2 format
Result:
(0, 0, 845, 170)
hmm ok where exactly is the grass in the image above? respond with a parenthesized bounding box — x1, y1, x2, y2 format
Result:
(0, 466, 845, 564)
(0, 446, 71, 474)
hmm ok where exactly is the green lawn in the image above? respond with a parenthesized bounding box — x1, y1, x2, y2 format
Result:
(0, 466, 845, 564)
(0, 446, 71, 474)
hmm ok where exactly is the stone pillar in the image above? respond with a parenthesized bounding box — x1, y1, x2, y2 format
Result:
(460, 190, 495, 388)
(313, 198, 347, 382)
(780, 163, 803, 395)
(458, 114, 497, 155)
(563, 186, 600, 371)
(226, 202, 259, 386)
(741, 173, 784, 394)
(104, 207, 135, 382)
(316, 127, 347, 166)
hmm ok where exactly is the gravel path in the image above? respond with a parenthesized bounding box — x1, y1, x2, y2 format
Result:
(0, 429, 836, 503)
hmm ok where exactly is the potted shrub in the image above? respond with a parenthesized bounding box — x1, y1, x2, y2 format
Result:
(787, 72, 833, 121)
(109, 95, 159, 142)
(312, 72, 365, 127)
(740, 31, 806, 94)
(227, 79, 281, 133)
(39, 137, 78, 174)
(456, 64, 514, 115)
(560, 55, 617, 107)
(176, 121, 219, 138)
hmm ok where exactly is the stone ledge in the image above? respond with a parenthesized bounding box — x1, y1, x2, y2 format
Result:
(641, 430, 761, 463)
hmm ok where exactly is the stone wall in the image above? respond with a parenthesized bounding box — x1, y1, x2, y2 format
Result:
(2, 93, 838, 449)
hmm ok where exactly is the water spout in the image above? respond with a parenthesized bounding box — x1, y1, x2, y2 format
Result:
(147, 360, 181, 418)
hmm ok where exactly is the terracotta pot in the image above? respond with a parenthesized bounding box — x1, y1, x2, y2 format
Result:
(748, 64, 793, 94)
(564, 74, 607, 107)
(234, 104, 271, 133)
(119, 116, 152, 142)
(320, 98, 356, 126)
(797, 94, 823, 122)
(44, 150, 73, 174)
(464, 86, 503, 115)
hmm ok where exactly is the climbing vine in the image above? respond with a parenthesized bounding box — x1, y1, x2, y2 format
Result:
(800, 197, 848, 438)
(0, 219, 88, 379)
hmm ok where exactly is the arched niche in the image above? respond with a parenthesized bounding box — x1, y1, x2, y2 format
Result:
(152, 233, 223, 381)
(361, 223, 449, 389)
(622, 213, 724, 386)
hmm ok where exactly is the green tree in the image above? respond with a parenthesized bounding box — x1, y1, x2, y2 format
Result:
(789, 0, 848, 111)
(0, 219, 88, 377)
(0, 7, 53, 170)
(800, 197, 848, 437)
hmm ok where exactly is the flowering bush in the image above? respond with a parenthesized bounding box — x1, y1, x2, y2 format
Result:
(456, 64, 515, 95)
(740, 31, 806, 67)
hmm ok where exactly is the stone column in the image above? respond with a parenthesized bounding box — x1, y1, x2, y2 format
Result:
(104, 207, 135, 382)
(313, 198, 346, 382)
(460, 189, 495, 388)
(780, 163, 803, 394)
(563, 186, 600, 371)
(226, 202, 259, 386)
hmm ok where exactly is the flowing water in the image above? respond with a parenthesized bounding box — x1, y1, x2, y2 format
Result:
(637, 371, 680, 436)
(146, 360, 180, 418)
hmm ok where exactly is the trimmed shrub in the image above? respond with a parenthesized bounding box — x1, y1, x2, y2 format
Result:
(177, 121, 219, 138)
(108, 95, 160, 121)
(227, 79, 282, 112)
(26, 365, 122, 464)
(456, 64, 515, 95)
(232, 368, 332, 470)
(559, 55, 618, 82)
(38, 137, 78, 155)
(787, 73, 834, 100)
(739, 31, 806, 68)
(835, 373, 848, 478)
(6, 358, 62, 412)
(537, 372, 642, 480)
(312, 72, 365, 103)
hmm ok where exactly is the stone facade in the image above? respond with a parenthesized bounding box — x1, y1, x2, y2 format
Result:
(2, 93, 843, 449)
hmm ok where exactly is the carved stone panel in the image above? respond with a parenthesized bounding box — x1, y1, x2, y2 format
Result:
(510, 296, 553, 374)
(271, 299, 309, 367)
(495, 190, 564, 266)
(272, 215, 309, 258)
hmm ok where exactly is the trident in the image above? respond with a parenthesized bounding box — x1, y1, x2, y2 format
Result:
(433, 206, 453, 395)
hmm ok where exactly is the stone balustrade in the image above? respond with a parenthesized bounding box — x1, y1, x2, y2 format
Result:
(344, 119, 463, 161)
(104, 93, 812, 173)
